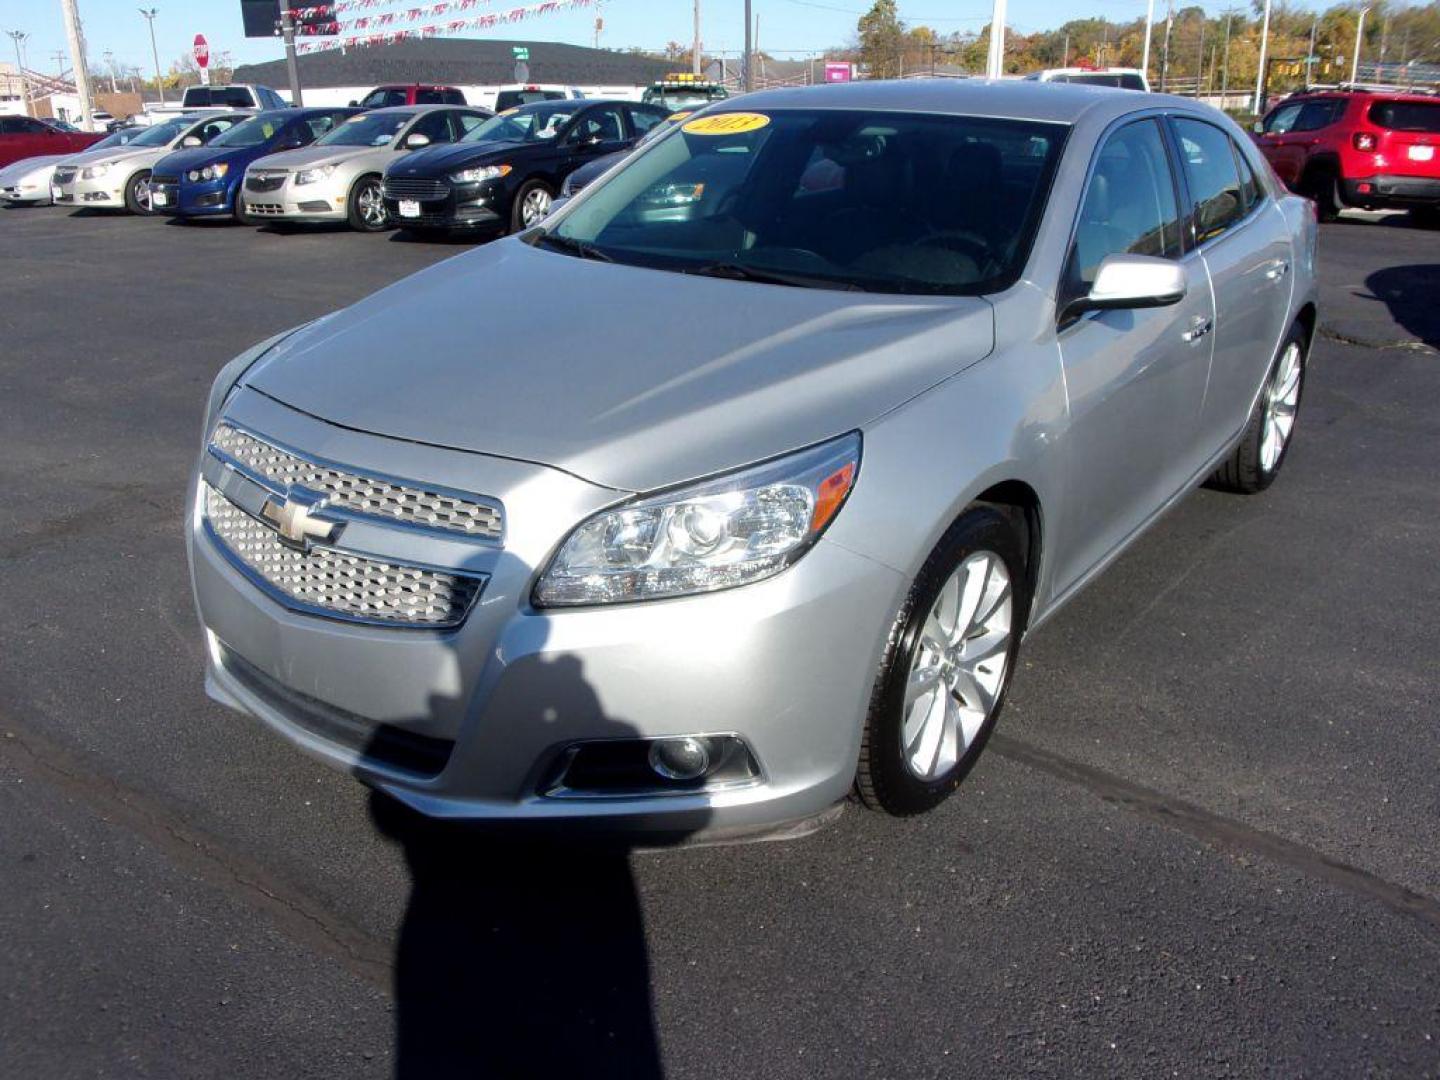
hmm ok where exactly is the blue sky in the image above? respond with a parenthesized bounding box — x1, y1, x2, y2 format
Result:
(9, 0, 1306, 76)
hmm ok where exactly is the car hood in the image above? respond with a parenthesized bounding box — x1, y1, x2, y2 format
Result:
(0, 154, 68, 182)
(59, 144, 162, 168)
(242, 240, 996, 492)
(155, 145, 256, 174)
(252, 144, 378, 172)
(391, 139, 523, 176)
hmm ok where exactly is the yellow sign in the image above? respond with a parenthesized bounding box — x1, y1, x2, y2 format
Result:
(500, 107, 520, 116)
(666, 111, 694, 122)
(682, 112, 770, 136)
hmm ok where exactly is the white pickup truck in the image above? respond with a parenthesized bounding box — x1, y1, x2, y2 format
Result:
(137, 84, 287, 125)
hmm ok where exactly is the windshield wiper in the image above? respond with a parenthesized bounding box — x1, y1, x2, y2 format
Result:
(681, 262, 863, 291)
(536, 232, 615, 262)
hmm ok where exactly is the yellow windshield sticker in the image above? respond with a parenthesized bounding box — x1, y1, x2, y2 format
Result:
(261, 122, 275, 138)
(500, 107, 520, 116)
(666, 110, 694, 122)
(682, 112, 770, 136)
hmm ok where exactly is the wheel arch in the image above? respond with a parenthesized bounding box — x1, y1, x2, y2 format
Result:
(1294, 301, 1318, 350)
(972, 480, 1043, 631)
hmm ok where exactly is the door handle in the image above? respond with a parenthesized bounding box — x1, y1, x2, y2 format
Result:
(1264, 259, 1290, 281)
(1182, 315, 1213, 342)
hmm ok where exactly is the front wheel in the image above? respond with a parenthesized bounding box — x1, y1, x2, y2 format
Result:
(124, 170, 153, 215)
(509, 180, 554, 232)
(233, 193, 254, 226)
(1208, 322, 1307, 494)
(855, 506, 1030, 816)
(347, 175, 388, 232)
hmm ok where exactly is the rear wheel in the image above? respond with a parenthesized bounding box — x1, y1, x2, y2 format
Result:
(347, 175, 388, 232)
(1305, 166, 1342, 222)
(1209, 321, 1307, 494)
(509, 180, 554, 232)
(855, 506, 1030, 816)
(123, 170, 153, 215)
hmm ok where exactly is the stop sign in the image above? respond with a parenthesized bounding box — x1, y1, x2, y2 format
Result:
(194, 33, 210, 69)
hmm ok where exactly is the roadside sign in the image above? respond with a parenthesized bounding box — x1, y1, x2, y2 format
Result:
(824, 62, 853, 83)
(512, 46, 529, 60)
(195, 33, 210, 86)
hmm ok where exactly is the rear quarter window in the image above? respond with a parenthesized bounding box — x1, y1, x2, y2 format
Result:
(1369, 101, 1440, 133)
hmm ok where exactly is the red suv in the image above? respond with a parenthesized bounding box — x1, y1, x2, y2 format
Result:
(351, 84, 467, 108)
(1254, 89, 1440, 224)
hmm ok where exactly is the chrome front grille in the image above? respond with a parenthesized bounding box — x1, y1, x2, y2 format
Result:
(209, 423, 503, 540)
(52, 166, 76, 185)
(383, 176, 448, 200)
(204, 485, 482, 627)
(246, 173, 286, 193)
(151, 173, 179, 186)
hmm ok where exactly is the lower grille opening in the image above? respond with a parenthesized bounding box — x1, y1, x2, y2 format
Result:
(221, 644, 454, 777)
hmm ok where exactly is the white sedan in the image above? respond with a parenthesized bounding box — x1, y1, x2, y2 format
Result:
(0, 155, 67, 206)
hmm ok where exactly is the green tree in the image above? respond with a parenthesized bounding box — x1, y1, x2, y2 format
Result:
(858, 0, 907, 78)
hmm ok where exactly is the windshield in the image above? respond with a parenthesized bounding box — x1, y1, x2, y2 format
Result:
(463, 106, 578, 144)
(128, 118, 191, 147)
(548, 109, 1066, 295)
(210, 115, 282, 148)
(90, 128, 148, 150)
(318, 112, 410, 147)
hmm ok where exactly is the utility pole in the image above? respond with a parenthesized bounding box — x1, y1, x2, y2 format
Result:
(1220, 11, 1233, 102)
(138, 8, 164, 105)
(1351, 5, 1370, 84)
(692, 0, 702, 75)
(1253, 0, 1272, 113)
(1195, 19, 1205, 97)
(5, 30, 30, 116)
(1160, 0, 1174, 92)
(985, 0, 1007, 78)
(280, 7, 304, 105)
(59, 0, 97, 131)
(1305, 14, 1317, 86)
(1142, 0, 1155, 84)
(103, 49, 117, 92)
(1062, 32, 1069, 68)
(743, 0, 752, 90)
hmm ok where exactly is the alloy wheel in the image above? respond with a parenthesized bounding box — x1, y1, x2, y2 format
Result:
(520, 187, 551, 225)
(357, 182, 386, 228)
(901, 550, 1013, 781)
(135, 178, 152, 212)
(1261, 341, 1302, 473)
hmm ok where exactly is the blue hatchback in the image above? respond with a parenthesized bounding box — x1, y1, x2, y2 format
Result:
(150, 107, 358, 220)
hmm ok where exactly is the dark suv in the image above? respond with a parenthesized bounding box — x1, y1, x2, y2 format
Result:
(1254, 88, 1440, 224)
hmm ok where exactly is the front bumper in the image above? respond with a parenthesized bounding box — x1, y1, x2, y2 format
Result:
(242, 173, 347, 222)
(152, 174, 235, 216)
(0, 183, 51, 204)
(383, 180, 505, 231)
(188, 391, 902, 837)
(1342, 174, 1440, 209)
(53, 172, 126, 208)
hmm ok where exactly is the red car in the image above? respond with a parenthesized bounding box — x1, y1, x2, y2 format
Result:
(350, 84, 467, 108)
(0, 114, 104, 169)
(1254, 88, 1440, 225)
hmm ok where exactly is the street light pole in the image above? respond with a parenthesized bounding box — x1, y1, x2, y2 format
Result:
(139, 8, 164, 106)
(5, 30, 30, 116)
(985, 0, 1007, 78)
(1141, 0, 1155, 85)
(692, 0, 702, 76)
(743, 0, 752, 90)
(1351, 6, 1371, 85)
(1253, 0, 1272, 114)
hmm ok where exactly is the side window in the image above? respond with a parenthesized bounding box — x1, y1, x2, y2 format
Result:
(0, 117, 15, 134)
(628, 106, 663, 135)
(575, 106, 624, 144)
(442, 89, 465, 105)
(1263, 103, 1303, 134)
(1231, 139, 1262, 212)
(409, 110, 453, 144)
(198, 118, 238, 144)
(1068, 119, 1183, 290)
(1173, 117, 1244, 244)
(416, 89, 444, 105)
(359, 90, 385, 109)
(1293, 101, 1339, 132)
(449, 111, 489, 139)
(305, 115, 337, 140)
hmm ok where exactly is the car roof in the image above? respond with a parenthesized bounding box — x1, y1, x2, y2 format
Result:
(724, 78, 1186, 125)
(360, 106, 424, 116)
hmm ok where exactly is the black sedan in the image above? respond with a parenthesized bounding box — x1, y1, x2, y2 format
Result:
(381, 99, 669, 235)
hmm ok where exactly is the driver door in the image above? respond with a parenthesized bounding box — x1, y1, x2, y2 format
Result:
(1051, 118, 1216, 596)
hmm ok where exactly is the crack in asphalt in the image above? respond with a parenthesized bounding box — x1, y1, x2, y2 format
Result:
(991, 733, 1440, 936)
(0, 722, 394, 991)
(1318, 325, 1438, 353)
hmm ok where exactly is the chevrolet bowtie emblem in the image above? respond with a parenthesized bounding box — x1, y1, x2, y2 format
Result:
(259, 492, 341, 551)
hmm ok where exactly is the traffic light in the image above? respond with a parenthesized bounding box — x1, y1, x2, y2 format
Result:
(239, 1, 338, 38)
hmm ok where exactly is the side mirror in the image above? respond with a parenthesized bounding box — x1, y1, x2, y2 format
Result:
(403, 132, 431, 149)
(181, 135, 202, 147)
(1063, 254, 1186, 321)
(1251, 120, 1265, 134)
(348, 99, 359, 107)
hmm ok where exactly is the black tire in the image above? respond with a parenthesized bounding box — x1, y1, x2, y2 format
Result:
(347, 174, 388, 232)
(1208, 321, 1308, 494)
(509, 179, 554, 233)
(855, 506, 1031, 816)
(1410, 206, 1440, 230)
(1305, 166, 1342, 222)
(123, 170, 153, 215)
(233, 194, 254, 226)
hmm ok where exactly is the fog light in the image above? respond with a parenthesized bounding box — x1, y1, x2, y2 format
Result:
(648, 737, 711, 781)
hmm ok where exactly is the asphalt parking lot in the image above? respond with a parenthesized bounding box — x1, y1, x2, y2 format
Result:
(2, 205, 1438, 1079)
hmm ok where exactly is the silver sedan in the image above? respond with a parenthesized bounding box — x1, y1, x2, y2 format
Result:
(188, 81, 1318, 838)
(240, 105, 491, 231)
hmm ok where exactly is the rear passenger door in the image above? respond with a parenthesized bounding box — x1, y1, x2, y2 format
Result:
(1170, 116, 1294, 459)
(1053, 117, 1216, 593)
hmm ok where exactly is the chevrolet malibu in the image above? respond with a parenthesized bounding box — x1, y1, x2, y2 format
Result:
(189, 82, 1317, 837)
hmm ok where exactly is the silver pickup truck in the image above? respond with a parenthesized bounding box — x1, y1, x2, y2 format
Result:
(138, 84, 287, 126)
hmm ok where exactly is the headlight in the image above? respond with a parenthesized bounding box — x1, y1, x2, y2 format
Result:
(450, 164, 511, 184)
(534, 433, 860, 607)
(193, 163, 229, 182)
(295, 164, 338, 185)
(80, 162, 112, 179)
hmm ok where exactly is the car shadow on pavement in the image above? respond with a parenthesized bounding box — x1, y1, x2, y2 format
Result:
(365, 652, 704, 1079)
(1362, 264, 1440, 349)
